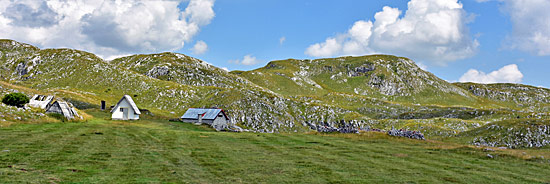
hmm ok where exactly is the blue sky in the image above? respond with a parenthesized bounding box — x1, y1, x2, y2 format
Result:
(1, 0, 549, 87)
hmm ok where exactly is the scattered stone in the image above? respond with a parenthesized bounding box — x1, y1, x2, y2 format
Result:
(487, 154, 494, 159)
(305, 120, 359, 133)
(387, 128, 425, 140)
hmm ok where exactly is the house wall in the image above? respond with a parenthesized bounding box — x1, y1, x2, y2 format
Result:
(111, 99, 139, 120)
(182, 119, 214, 124)
(181, 112, 228, 131)
(212, 116, 228, 131)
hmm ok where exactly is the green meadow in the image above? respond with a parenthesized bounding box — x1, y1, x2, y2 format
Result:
(1, 111, 549, 183)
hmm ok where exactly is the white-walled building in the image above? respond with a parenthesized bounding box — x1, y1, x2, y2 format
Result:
(111, 95, 140, 120)
(181, 108, 229, 131)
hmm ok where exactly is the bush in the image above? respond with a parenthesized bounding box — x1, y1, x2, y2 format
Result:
(2, 93, 30, 107)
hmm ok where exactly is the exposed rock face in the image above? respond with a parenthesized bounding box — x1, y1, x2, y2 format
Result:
(472, 123, 550, 148)
(145, 66, 171, 80)
(347, 64, 375, 77)
(14, 62, 27, 76)
(456, 83, 550, 111)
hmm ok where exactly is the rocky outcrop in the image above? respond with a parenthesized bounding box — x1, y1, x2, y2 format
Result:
(456, 83, 550, 106)
(468, 120, 550, 148)
(145, 66, 171, 80)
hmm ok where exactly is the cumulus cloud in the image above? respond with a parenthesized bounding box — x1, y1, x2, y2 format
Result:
(459, 64, 523, 83)
(0, 0, 215, 59)
(499, 0, 550, 56)
(191, 40, 208, 55)
(229, 54, 260, 66)
(3, 1, 59, 27)
(305, 0, 478, 65)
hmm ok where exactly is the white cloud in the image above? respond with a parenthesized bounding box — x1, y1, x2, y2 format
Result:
(499, 0, 550, 56)
(305, 0, 478, 65)
(305, 37, 342, 57)
(416, 62, 428, 71)
(279, 36, 286, 45)
(229, 54, 260, 66)
(459, 64, 523, 83)
(191, 40, 208, 55)
(221, 67, 229, 71)
(0, 0, 215, 59)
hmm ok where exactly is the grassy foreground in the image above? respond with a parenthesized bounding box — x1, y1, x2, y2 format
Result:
(1, 111, 550, 183)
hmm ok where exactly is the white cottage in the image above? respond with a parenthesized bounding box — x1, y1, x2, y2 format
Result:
(111, 95, 140, 120)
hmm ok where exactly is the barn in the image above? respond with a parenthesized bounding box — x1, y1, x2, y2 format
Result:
(111, 95, 140, 120)
(181, 108, 229, 131)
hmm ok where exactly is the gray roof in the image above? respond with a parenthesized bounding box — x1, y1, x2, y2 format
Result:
(46, 101, 79, 119)
(110, 95, 141, 114)
(181, 108, 228, 120)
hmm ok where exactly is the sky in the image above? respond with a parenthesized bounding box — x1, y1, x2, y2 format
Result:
(0, 0, 549, 87)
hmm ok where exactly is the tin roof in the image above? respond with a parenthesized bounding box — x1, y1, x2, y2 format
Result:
(181, 108, 228, 120)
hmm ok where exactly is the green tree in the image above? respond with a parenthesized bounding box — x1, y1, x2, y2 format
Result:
(2, 93, 30, 107)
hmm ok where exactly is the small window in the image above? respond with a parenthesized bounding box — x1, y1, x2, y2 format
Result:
(218, 114, 223, 117)
(120, 108, 123, 112)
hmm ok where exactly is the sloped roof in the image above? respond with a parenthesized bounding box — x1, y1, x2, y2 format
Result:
(58, 102, 72, 118)
(110, 95, 141, 114)
(181, 108, 228, 120)
(29, 95, 54, 109)
(46, 101, 78, 119)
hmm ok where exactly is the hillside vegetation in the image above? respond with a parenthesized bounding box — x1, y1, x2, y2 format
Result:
(1, 39, 550, 147)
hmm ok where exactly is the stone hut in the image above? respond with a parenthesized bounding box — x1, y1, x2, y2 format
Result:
(46, 101, 80, 119)
(181, 108, 230, 131)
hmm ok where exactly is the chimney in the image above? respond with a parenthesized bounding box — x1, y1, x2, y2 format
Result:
(198, 114, 203, 123)
(101, 100, 106, 110)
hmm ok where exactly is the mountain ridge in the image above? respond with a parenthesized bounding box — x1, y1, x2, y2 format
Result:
(1, 39, 549, 142)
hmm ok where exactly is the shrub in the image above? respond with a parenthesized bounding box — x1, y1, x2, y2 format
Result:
(2, 93, 29, 107)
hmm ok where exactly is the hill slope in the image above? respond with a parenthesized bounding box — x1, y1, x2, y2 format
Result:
(1, 39, 549, 137)
(234, 55, 500, 107)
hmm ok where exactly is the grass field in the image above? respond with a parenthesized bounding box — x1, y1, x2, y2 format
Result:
(1, 111, 550, 183)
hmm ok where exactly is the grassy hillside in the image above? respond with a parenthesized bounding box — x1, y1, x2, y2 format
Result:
(110, 52, 250, 89)
(2, 39, 550, 140)
(0, 40, 360, 132)
(455, 82, 550, 111)
(234, 55, 497, 107)
(1, 111, 549, 183)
